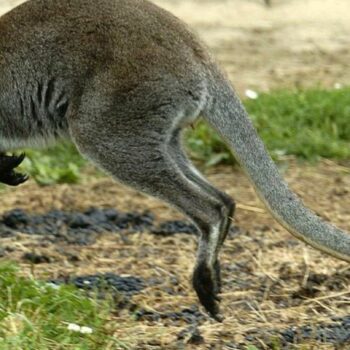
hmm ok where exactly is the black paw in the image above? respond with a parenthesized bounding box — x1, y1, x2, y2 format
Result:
(0, 153, 25, 172)
(0, 171, 29, 186)
(0, 153, 28, 186)
(193, 262, 223, 321)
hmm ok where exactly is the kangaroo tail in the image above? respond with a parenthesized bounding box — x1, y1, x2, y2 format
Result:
(203, 71, 350, 262)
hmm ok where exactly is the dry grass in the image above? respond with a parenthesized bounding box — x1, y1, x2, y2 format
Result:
(0, 160, 349, 348)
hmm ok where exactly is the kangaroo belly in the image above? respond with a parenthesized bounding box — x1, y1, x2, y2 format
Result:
(0, 130, 68, 152)
(0, 113, 70, 151)
(0, 76, 71, 151)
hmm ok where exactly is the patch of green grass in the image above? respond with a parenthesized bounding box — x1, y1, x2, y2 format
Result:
(11, 87, 350, 184)
(246, 346, 260, 350)
(20, 142, 86, 185)
(186, 121, 235, 166)
(187, 87, 350, 165)
(246, 87, 350, 160)
(0, 263, 129, 350)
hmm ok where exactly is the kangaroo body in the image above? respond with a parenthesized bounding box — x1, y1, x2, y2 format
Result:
(0, 0, 349, 319)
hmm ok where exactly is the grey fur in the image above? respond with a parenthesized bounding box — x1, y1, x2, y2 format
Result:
(0, 0, 349, 319)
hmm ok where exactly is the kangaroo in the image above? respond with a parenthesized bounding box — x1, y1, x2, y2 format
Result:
(0, 153, 27, 185)
(0, 0, 349, 320)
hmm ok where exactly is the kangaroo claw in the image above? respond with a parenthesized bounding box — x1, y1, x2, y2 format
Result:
(0, 153, 29, 186)
(0, 153, 26, 172)
(193, 262, 223, 321)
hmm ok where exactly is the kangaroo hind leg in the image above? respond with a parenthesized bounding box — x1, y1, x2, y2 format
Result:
(169, 129, 235, 294)
(70, 101, 231, 320)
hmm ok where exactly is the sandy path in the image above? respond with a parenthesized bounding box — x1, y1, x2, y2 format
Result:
(154, 0, 350, 92)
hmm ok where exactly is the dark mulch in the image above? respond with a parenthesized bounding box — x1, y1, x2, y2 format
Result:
(0, 207, 197, 245)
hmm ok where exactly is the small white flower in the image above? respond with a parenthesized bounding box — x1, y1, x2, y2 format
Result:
(46, 282, 61, 290)
(67, 323, 93, 334)
(80, 326, 93, 334)
(67, 323, 81, 332)
(334, 83, 342, 90)
(245, 89, 259, 99)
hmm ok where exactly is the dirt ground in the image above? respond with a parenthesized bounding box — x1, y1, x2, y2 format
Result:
(1, 0, 350, 349)
(154, 0, 350, 93)
(1, 161, 350, 349)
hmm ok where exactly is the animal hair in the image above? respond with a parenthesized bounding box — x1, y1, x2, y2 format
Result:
(0, 0, 349, 320)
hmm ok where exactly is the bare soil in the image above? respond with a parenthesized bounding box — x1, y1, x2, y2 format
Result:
(1, 0, 350, 349)
(1, 161, 350, 349)
(153, 0, 350, 93)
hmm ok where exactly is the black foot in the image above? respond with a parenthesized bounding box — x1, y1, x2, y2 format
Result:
(193, 262, 223, 322)
(0, 153, 29, 186)
(214, 260, 222, 295)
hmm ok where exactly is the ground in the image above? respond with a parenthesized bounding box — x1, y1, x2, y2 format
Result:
(156, 0, 350, 93)
(1, 0, 350, 349)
